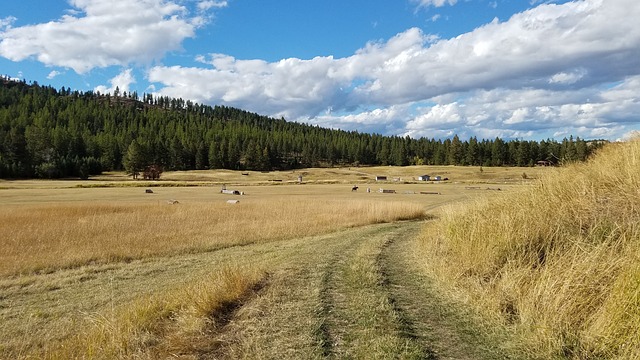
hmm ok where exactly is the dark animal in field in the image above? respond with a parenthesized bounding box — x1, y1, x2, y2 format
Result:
(352, 185, 359, 191)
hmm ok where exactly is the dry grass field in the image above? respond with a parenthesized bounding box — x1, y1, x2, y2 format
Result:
(416, 141, 640, 359)
(0, 164, 546, 358)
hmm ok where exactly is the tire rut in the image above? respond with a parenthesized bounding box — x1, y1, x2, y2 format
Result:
(198, 224, 376, 359)
(318, 221, 428, 359)
(314, 225, 380, 358)
(379, 222, 511, 360)
(190, 221, 503, 359)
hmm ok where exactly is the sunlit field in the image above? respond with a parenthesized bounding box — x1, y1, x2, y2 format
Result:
(0, 165, 542, 277)
(1, 198, 427, 277)
(0, 165, 545, 358)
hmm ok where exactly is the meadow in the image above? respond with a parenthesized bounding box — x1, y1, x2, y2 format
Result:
(1, 164, 548, 358)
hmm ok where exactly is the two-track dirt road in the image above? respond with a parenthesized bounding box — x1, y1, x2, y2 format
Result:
(192, 221, 510, 359)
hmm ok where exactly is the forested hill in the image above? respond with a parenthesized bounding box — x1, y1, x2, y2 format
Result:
(0, 78, 602, 179)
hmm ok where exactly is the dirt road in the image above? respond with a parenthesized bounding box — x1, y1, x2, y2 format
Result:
(196, 221, 511, 359)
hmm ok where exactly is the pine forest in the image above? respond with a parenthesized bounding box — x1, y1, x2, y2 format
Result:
(0, 78, 602, 179)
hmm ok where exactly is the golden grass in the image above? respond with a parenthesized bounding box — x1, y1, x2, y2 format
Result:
(0, 165, 546, 358)
(0, 199, 426, 277)
(416, 140, 640, 359)
(43, 265, 265, 359)
(0, 164, 545, 189)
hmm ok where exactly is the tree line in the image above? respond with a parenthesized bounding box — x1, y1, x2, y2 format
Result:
(0, 77, 604, 179)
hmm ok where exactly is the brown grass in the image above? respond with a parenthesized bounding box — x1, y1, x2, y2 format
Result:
(0, 199, 426, 277)
(0, 165, 548, 358)
(43, 265, 265, 359)
(416, 140, 640, 359)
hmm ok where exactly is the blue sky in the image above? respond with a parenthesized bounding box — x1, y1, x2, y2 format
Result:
(1, 0, 639, 141)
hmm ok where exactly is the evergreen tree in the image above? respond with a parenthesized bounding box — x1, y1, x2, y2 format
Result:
(448, 135, 463, 165)
(123, 140, 145, 179)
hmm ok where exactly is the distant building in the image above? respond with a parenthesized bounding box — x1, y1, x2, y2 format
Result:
(375, 176, 387, 181)
(433, 175, 442, 181)
(418, 175, 430, 181)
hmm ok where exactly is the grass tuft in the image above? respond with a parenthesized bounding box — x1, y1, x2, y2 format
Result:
(43, 265, 265, 359)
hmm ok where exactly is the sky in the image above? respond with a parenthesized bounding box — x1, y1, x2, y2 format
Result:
(1, 0, 639, 141)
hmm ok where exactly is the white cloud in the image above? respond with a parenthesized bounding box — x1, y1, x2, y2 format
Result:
(0, 0, 204, 73)
(95, 68, 136, 95)
(308, 106, 410, 134)
(149, 0, 640, 141)
(402, 75, 640, 140)
(619, 130, 640, 141)
(549, 68, 587, 85)
(198, 1, 228, 11)
(413, 0, 458, 8)
(0, 16, 16, 30)
(47, 70, 62, 79)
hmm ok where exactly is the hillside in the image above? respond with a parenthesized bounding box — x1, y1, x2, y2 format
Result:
(0, 77, 600, 179)
(416, 139, 640, 358)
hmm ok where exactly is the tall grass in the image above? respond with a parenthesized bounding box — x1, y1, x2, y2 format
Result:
(43, 265, 265, 359)
(416, 140, 640, 359)
(1, 199, 425, 276)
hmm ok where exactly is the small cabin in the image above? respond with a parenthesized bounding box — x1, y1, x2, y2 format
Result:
(375, 176, 387, 181)
(418, 175, 430, 181)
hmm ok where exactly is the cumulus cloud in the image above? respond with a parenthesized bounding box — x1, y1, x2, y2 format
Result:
(0, 0, 204, 73)
(404, 75, 640, 140)
(149, 54, 353, 120)
(148, 0, 640, 140)
(95, 69, 136, 95)
(309, 106, 411, 135)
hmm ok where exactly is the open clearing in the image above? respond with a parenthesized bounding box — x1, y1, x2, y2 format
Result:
(0, 166, 543, 359)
